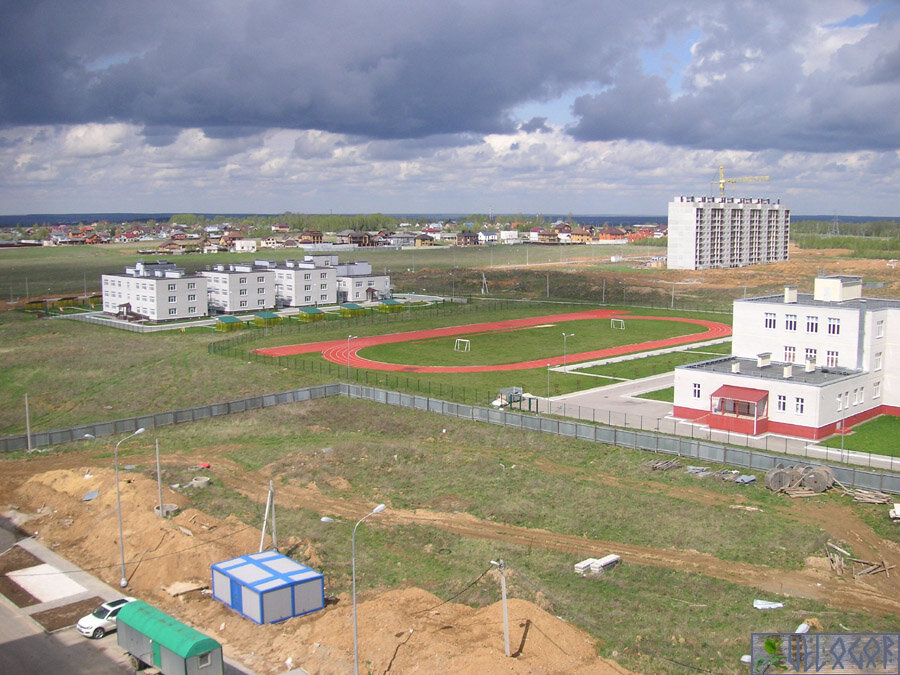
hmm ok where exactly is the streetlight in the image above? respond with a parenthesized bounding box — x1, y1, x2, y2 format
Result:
(321, 503, 387, 675)
(546, 362, 551, 405)
(114, 428, 145, 587)
(346, 335, 357, 380)
(562, 332, 574, 370)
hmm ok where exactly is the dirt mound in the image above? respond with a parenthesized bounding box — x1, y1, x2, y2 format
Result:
(9, 467, 630, 674)
(200, 586, 629, 674)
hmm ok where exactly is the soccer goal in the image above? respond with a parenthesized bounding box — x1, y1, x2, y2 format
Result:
(454, 338, 471, 352)
(610, 318, 626, 330)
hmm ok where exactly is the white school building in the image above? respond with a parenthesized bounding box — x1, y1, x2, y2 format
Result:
(101, 260, 208, 322)
(673, 276, 900, 439)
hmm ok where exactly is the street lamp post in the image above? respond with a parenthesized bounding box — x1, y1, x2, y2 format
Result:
(321, 503, 387, 675)
(546, 362, 550, 401)
(562, 332, 574, 370)
(114, 428, 145, 587)
(347, 335, 357, 380)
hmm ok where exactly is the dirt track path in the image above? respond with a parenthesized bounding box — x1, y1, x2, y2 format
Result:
(199, 457, 900, 619)
(5, 448, 898, 620)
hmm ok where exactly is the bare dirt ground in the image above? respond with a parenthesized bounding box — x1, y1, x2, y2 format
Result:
(600, 246, 900, 296)
(2, 446, 899, 674)
(0, 455, 630, 674)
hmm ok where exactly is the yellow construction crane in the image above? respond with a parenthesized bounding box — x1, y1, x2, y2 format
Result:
(712, 164, 769, 197)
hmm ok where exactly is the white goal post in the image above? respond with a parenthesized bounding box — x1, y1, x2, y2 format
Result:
(454, 338, 471, 352)
(610, 318, 626, 330)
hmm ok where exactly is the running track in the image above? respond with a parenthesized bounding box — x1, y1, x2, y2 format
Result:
(254, 309, 732, 373)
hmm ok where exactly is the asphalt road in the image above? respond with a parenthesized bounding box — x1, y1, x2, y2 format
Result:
(0, 518, 131, 674)
(0, 610, 132, 674)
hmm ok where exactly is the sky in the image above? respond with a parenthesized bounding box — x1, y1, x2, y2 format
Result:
(1, 0, 899, 217)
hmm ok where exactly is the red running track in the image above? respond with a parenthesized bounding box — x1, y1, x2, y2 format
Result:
(254, 309, 732, 373)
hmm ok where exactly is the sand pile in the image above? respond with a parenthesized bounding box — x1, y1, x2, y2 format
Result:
(11, 467, 629, 674)
(14, 468, 263, 593)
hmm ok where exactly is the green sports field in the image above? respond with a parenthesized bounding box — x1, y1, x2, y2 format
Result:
(358, 317, 702, 366)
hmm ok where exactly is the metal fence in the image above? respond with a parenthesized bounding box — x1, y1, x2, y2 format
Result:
(0, 384, 339, 452)
(4, 381, 899, 495)
(345, 383, 900, 495)
(538, 398, 900, 473)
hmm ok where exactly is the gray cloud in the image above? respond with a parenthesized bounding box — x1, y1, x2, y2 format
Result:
(569, 3, 900, 152)
(2, 1, 900, 217)
(519, 117, 552, 134)
(0, 0, 676, 141)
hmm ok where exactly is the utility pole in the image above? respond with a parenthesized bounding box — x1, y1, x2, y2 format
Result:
(24, 394, 32, 453)
(490, 559, 510, 657)
(259, 481, 278, 552)
(156, 440, 163, 518)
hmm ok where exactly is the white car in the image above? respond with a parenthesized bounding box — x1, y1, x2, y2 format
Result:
(76, 597, 136, 639)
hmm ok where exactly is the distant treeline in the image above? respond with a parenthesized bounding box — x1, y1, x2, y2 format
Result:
(793, 236, 900, 258)
(790, 219, 900, 258)
(792, 219, 900, 237)
(170, 212, 404, 232)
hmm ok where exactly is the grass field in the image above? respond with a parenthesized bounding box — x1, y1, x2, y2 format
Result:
(637, 387, 674, 402)
(819, 415, 900, 457)
(2, 300, 725, 432)
(0, 242, 665, 299)
(4, 243, 900, 674)
(358, 317, 702, 366)
(579, 349, 724, 380)
(63, 399, 900, 674)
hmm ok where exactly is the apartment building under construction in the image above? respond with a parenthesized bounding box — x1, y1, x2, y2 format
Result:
(667, 195, 790, 270)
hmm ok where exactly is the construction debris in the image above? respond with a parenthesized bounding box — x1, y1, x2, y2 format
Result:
(162, 580, 207, 596)
(765, 464, 835, 495)
(823, 541, 895, 578)
(846, 489, 893, 504)
(783, 487, 820, 498)
(824, 544, 847, 575)
(573, 554, 621, 576)
(643, 459, 682, 471)
(851, 558, 895, 578)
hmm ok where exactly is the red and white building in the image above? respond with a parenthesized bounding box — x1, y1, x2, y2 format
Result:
(673, 276, 900, 439)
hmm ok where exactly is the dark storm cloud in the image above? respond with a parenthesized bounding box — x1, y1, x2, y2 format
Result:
(3, 1, 898, 155)
(0, 0, 680, 140)
(569, 2, 900, 153)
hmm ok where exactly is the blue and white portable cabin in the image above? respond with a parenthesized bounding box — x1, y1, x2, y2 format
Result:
(211, 551, 324, 624)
